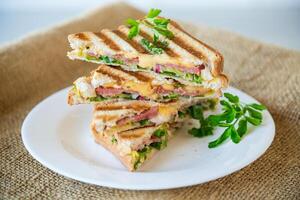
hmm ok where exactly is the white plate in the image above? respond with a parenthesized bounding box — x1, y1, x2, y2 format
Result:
(21, 86, 275, 190)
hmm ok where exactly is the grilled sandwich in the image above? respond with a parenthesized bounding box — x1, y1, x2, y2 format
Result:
(90, 99, 216, 171)
(91, 121, 177, 171)
(68, 64, 219, 104)
(67, 18, 228, 95)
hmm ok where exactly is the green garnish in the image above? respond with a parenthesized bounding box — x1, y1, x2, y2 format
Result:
(150, 140, 167, 150)
(140, 38, 163, 55)
(139, 119, 150, 126)
(178, 111, 186, 119)
(126, 8, 173, 48)
(99, 55, 123, 65)
(133, 146, 152, 170)
(127, 18, 140, 39)
(153, 34, 168, 48)
(185, 73, 202, 84)
(85, 54, 123, 65)
(153, 128, 167, 138)
(88, 96, 107, 102)
(111, 135, 117, 144)
(163, 93, 179, 100)
(146, 8, 161, 18)
(188, 93, 266, 148)
(117, 93, 134, 100)
(161, 71, 178, 77)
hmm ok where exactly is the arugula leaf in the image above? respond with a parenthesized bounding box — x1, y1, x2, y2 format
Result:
(88, 96, 107, 102)
(178, 111, 186, 119)
(111, 135, 117, 144)
(187, 105, 204, 121)
(188, 127, 213, 138)
(163, 93, 179, 100)
(153, 128, 167, 138)
(117, 93, 134, 100)
(140, 38, 163, 54)
(147, 8, 161, 18)
(139, 119, 150, 126)
(99, 55, 123, 65)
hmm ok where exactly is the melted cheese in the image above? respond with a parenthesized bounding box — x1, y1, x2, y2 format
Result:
(123, 81, 154, 97)
(138, 54, 196, 69)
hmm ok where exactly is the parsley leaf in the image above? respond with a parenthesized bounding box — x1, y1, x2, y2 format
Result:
(147, 8, 161, 18)
(188, 93, 266, 148)
(127, 18, 139, 39)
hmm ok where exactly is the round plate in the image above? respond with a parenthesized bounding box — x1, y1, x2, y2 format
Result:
(21, 86, 275, 190)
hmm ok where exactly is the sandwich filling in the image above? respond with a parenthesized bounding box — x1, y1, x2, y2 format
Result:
(71, 67, 215, 104)
(70, 49, 213, 86)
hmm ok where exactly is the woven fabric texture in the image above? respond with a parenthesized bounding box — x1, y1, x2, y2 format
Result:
(0, 3, 299, 199)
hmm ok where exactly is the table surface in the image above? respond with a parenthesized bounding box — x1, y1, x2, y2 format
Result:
(1, 1, 299, 51)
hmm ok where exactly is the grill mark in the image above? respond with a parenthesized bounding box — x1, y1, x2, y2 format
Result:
(94, 115, 120, 122)
(96, 67, 125, 83)
(115, 66, 153, 82)
(94, 32, 121, 51)
(74, 33, 89, 41)
(169, 21, 214, 61)
(94, 103, 151, 111)
(139, 30, 179, 57)
(119, 125, 156, 139)
(171, 35, 206, 61)
(113, 30, 148, 53)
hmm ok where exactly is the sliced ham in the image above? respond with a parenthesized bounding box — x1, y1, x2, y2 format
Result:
(117, 106, 159, 125)
(95, 87, 125, 96)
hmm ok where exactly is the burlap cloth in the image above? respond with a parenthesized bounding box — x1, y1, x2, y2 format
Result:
(0, 3, 299, 199)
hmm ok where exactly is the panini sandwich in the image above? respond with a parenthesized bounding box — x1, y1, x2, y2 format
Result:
(67, 10, 228, 96)
(68, 64, 218, 104)
(91, 100, 181, 171)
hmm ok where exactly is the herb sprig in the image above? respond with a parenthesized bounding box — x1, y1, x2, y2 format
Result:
(188, 93, 266, 148)
(126, 8, 172, 52)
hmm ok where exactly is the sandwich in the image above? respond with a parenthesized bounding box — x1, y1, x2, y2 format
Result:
(91, 121, 177, 171)
(67, 9, 228, 96)
(90, 99, 216, 171)
(91, 100, 182, 171)
(68, 64, 218, 104)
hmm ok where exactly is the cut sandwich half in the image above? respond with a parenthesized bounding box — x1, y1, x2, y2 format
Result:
(90, 99, 216, 171)
(91, 122, 177, 171)
(68, 64, 219, 104)
(67, 15, 228, 91)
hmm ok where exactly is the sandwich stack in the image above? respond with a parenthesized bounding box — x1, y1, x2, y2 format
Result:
(67, 9, 228, 171)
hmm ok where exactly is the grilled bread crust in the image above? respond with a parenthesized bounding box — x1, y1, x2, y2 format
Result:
(91, 122, 162, 171)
